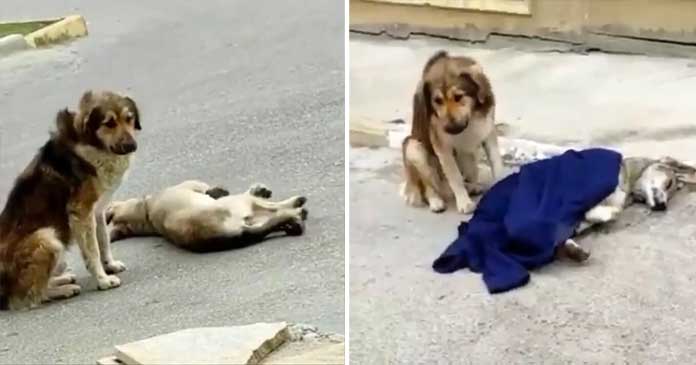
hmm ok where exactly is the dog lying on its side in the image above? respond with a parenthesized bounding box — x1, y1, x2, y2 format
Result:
(105, 180, 308, 252)
(558, 156, 696, 262)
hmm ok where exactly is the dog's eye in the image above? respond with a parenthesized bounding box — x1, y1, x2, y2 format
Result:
(433, 96, 444, 105)
(666, 179, 674, 189)
(105, 118, 117, 128)
(453, 93, 463, 102)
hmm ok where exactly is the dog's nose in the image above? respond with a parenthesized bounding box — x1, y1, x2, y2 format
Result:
(444, 123, 466, 135)
(121, 141, 137, 154)
(652, 202, 667, 211)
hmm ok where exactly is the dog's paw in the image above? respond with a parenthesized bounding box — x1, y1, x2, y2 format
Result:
(585, 206, 620, 223)
(400, 183, 424, 207)
(465, 182, 486, 196)
(97, 275, 121, 290)
(455, 198, 476, 214)
(561, 239, 591, 263)
(47, 284, 82, 301)
(104, 260, 127, 274)
(293, 196, 308, 208)
(428, 196, 446, 213)
(50, 272, 77, 286)
(249, 184, 272, 198)
(284, 221, 305, 236)
(205, 187, 230, 199)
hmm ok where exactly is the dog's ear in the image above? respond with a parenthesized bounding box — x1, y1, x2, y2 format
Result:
(124, 96, 141, 130)
(658, 156, 696, 185)
(54, 108, 78, 142)
(660, 156, 696, 174)
(79, 90, 95, 110)
(423, 50, 448, 75)
(460, 64, 493, 107)
(410, 81, 433, 146)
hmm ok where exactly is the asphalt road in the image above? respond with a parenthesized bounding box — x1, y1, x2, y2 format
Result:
(0, 1, 344, 363)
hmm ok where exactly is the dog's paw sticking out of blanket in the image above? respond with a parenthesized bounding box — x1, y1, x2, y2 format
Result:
(557, 239, 591, 263)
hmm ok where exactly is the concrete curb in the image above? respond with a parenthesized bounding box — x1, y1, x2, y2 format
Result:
(25, 15, 88, 48)
(349, 116, 571, 166)
(0, 15, 87, 58)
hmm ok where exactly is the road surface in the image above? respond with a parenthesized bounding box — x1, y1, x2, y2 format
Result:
(0, 1, 344, 363)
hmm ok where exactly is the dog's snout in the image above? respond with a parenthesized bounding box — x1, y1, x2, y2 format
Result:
(444, 119, 468, 135)
(652, 201, 667, 211)
(122, 141, 137, 153)
(114, 139, 137, 154)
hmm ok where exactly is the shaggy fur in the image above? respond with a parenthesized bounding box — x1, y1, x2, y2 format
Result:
(401, 50, 504, 214)
(105, 181, 308, 253)
(0, 90, 141, 310)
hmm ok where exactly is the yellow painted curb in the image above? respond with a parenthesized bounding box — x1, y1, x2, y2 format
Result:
(349, 116, 389, 148)
(25, 15, 88, 48)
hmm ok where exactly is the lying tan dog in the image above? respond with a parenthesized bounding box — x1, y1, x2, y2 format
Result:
(559, 156, 696, 262)
(105, 181, 307, 252)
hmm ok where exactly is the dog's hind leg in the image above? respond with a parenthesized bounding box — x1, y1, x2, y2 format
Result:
(242, 208, 307, 237)
(247, 183, 273, 199)
(249, 195, 307, 211)
(8, 228, 65, 310)
(176, 180, 212, 193)
(176, 180, 230, 199)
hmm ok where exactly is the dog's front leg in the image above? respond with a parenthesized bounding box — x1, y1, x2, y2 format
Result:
(96, 210, 126, 274)
(435, 145, 475, 214)
(483, 132, 504, 182)
(70, 213, 121, 290)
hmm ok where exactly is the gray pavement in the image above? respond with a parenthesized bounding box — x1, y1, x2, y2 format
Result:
(0, 1, 344, 364)
(350, 36, 696, 364)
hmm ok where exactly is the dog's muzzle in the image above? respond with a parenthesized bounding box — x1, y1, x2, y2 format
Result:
(444, 120, 469, 135)
(111, 140, 138, 155)
(651, 201, 667, 211)
(112, 141, 137, 155)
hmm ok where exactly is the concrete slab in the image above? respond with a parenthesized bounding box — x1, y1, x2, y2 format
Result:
(262, 324, 344, 365)
(114, 323, 288, 365)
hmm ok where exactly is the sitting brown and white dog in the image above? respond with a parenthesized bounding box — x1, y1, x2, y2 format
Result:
(0, 90, 140, 310)
(105, 180, 308, 252)
(559, 156, 696, 262)
(401, 50, 504, 214)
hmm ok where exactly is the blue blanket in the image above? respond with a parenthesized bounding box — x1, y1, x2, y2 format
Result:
(432, 148, 622, 293)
